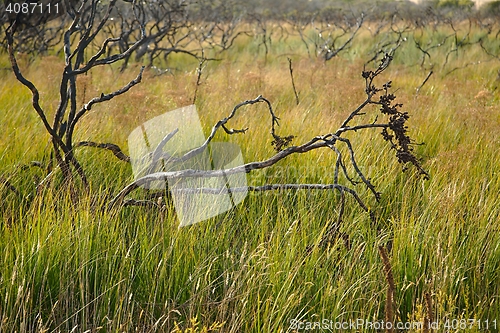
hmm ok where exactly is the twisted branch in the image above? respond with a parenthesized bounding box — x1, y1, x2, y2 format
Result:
(75, 142, 130, 162)
(109, 54, 427, 234)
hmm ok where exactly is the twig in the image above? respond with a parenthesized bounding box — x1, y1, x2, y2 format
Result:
(193, 56, 207, 104)
(169, 183, 358, 195)
(444, 59, 493, 77)
(479, 39, 500, 61)
(140, 128, 179, 176)
(335, 136, 381, 201)
(69, 66, 145, 138)
(69, 14, 147, 74)
(424, 292, 434, 333)
(123, 198, 160, 208)
(75, 141, 130, 162)
(379, 245, 395, 333)
(162, 95, 290, 166)
(416, 70, 433, 95)
(287, 57, 300, 105)
(151, 128, 179, 166)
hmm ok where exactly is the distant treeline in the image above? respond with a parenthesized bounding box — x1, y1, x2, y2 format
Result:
(186, 0, 500, 21)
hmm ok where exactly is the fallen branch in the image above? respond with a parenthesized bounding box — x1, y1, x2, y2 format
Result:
(110, 54, 428, 231)
(75, 142, 130, 162)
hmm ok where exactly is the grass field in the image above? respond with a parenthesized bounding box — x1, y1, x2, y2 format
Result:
(1, 20, 500, 332)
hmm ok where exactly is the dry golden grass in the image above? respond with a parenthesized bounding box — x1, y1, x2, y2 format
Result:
(1, 24, 499, 332)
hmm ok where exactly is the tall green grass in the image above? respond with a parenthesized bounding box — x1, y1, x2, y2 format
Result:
(1, 22, 499, 332)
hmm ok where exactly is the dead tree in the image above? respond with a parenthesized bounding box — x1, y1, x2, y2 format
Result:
(110, 54, 428, 243)
(131, 0, 199, 69)
(101, 0, 202, 72)
(319, 13, 365, 61)
(364, 13, 411, 66)
(5, 0, 147, 192)
(190, 0, 251, 57)
(289, 11, 365, 61)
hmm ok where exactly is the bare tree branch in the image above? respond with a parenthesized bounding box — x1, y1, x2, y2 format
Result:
(69, 66, 144, 137)
(323, 13, 364, 61)
(75, 142, 130, 162)
(109, 53, 427, 235)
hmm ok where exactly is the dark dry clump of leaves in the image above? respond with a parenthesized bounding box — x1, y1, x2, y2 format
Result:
(271, 134, 295, 152)
(360, 54, 428, 179)
(377, 82, 429, 179)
